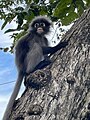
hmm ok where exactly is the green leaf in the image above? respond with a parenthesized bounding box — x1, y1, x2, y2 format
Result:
(49, 0, 55, 3)
(15, 6, 24, 11)
(1, 13, 15, 29)
(53, 0, 83, 25)
(1, 20, 8, 30)
(33, 0, 39, 4)
(25, 9, 35, 22)
(53, 0, 72, 17)
(40, 6, 48, 15)
(4, 29, 17, 33)
(74, 0, 85, 15)
(86, 0, 90, 6)
(25, 0, 32, 4)
(61, 12, 78, 25)
(14, 30, 27, 42)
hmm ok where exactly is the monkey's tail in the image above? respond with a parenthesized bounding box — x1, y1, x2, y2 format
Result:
(2, 72, 23, 120)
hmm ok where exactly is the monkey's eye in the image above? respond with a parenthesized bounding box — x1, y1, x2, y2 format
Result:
(40, 23, 45, 27)
(34, 23, 39, 28)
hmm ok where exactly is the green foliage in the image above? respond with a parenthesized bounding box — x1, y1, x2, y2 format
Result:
(0, 0, 90, 52)
(86, 0, 90, 6)
(53, 0, 87, 25)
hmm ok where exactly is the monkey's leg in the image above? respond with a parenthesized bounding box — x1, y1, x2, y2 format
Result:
(2, 72, 23, 120)
(25, 43, 44, 74)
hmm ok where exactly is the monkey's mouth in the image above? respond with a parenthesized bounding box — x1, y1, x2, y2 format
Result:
(37, 27, 44, 34)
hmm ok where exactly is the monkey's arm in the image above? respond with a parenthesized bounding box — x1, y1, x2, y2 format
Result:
(42, 41, 68, 55)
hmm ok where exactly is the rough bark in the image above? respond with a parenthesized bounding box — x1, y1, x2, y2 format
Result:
(10, 8, 90, 120)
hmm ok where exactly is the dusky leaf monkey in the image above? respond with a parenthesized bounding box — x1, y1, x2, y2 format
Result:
(3, 16, 68, 120)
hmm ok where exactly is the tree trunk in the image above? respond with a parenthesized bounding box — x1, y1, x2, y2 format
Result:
(10, 8, 90, 120)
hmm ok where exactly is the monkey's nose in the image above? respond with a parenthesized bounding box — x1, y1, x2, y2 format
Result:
(37, 27, 44, 33)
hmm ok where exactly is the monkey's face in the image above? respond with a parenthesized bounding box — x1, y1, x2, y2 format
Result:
(34, 22, 45, 34)
(30, 17, 52, 35)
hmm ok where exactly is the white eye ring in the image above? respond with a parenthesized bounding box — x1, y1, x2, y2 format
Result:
(34, 23, 39, 28)
(40, 23, 45, 27)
